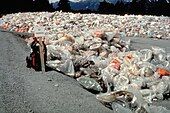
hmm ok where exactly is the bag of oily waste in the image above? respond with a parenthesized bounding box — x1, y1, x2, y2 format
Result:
(46, 45, 75, 76)
(112, 102, 150, 113)
(47, 59, 75, 77)
(96, 90, 149, 113)
(139, 49, 153, 62)
(113, 75, 130, 91)
(122, 51, 141, 66)
(96, 90, 134, 103)
(135, 75, 169, 102)
(150, 81, 169, 100)
(152, 60, 170, 71)
(151, 46, 166, 56)
(130, 76, 147, 89)
(150, 46, 170, 70)
(139, 66, 155, 77)
(151, 46, 169, 64)
(47, 44, 72, 60)
(77, 76, 103, 92)
(140, 81, 168, 103)
(111, 102, 133, 113)
(73, 56, 96, 72)
(87, 55, 110, 69)
(100, 63, 121, 92)
(124, 87, 151, 113)
(59, 59, 75, 76)
(167, 53, 170, 62)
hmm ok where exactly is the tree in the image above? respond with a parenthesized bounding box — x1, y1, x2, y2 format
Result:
(58, 0, 71, 12)
(33, 0, 53, 12)
(98, 0, 116, 14)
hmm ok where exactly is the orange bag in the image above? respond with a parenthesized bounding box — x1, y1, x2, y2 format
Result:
(110, 58, 121, 70)
(93, 30, 105, 38)
(156, 67, 170, 77)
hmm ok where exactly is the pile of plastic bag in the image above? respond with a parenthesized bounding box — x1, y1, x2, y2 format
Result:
(0, 12, 170, 112)
(0, 11, 169, 39)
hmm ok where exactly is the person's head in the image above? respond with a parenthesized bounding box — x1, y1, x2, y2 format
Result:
(33, 37, 38, 42)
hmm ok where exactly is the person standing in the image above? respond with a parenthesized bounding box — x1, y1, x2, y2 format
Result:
(26, 37, 47, 71)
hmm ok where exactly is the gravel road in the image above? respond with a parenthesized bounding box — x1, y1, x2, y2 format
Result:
(0, 31, 169, 113)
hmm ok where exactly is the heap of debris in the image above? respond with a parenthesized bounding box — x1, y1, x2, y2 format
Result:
(0, 12, 170, 113)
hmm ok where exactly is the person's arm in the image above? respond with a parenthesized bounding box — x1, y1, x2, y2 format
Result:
(30, 41, 36, 49)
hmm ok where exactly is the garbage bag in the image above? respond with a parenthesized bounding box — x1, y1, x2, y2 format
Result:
(59, 59, 75, 76)
(152, 46, 166, 55)
(77, 76, 102, 92)
(155, 81, 169, 94)
(112, 102, 133, 113)
(140, 89, 156, 103)
(114, 75, 129, 90)
(139, 67, 154, 77)
(156, 53, 167, 61)
(96, 91, 134, 103)
(125, 87, 151, 113)
(88, 55, 109, 69)
(167, 53, 170, 62)
(47, 45, 72, 60)
(139, 49, 153, 62)
(75, 36, 84, 45)
(128, 64, 140, 76)
(130, 77, 146, 89)
(157, 61, 170, 70)
(156, 67, 170, 78)
(100, 66, 118, 92)
(152, 46, 167, 61)
(46, 60, 62, 70)
(137, 61, 157, 72)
